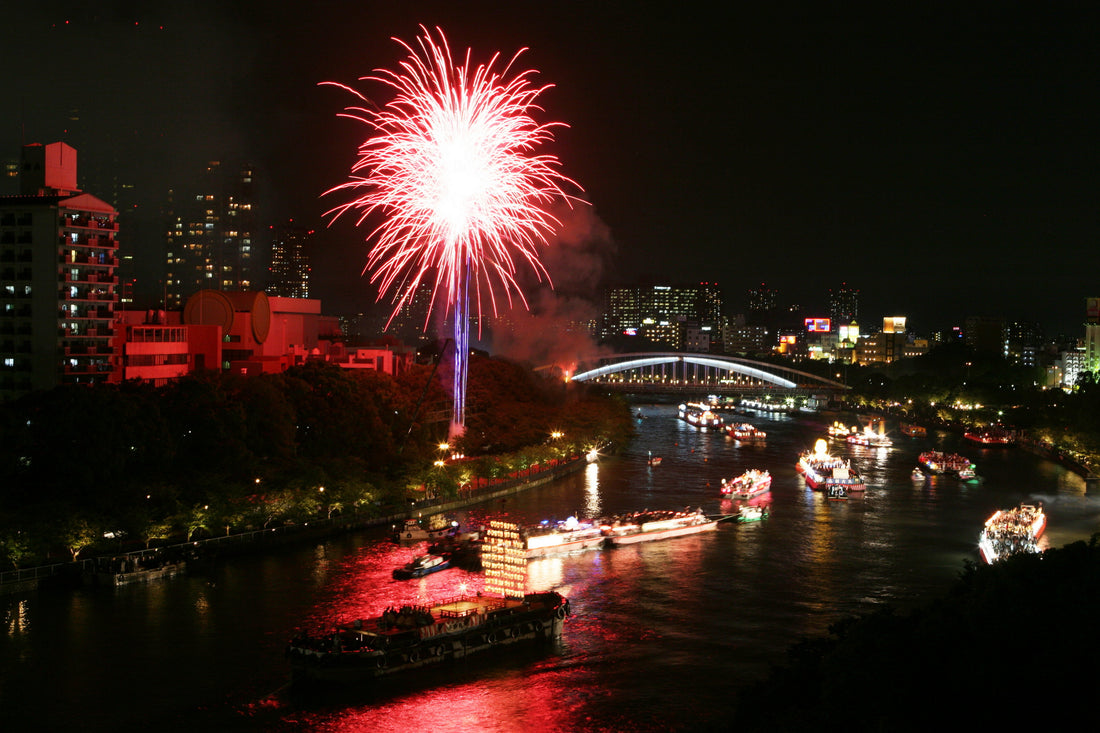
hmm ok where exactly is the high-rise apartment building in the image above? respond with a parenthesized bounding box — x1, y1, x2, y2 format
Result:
(268, 220, 312, 298)
(602, 283, 723, 349)
(164, 161, 256, 309)
(828, 282, 859, 325)
(0, 142, 119, 400)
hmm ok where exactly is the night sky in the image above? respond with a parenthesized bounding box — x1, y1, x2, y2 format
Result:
(5, 2, 1098, 337)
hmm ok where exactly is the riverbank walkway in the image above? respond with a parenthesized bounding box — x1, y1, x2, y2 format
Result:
(0, 452, 596, 595)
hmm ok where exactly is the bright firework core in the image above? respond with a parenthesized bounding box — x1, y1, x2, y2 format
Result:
(324, 25, 581, 438)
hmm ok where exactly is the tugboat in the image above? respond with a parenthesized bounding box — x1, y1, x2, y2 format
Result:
(288, 521, 569, 685)
(737, 505, 769, 522)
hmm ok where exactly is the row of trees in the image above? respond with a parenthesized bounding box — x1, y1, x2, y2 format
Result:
(0, 356, 634, 568)
(827, 340, 1100, 461)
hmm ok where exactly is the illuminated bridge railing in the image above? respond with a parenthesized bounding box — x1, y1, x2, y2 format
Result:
(566, 353, 847, 395)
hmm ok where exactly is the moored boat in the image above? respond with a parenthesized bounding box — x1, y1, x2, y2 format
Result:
(392, 553, 451, 580)
(978, 504, 1046, 564)
(720, 469, 772, 499)
(393, 518, 455, 544)
(964, 427, 1015, 447)
(601, 509, 718, 546)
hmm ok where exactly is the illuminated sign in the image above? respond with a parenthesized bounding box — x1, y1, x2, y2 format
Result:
(804, 318, 831, 332)
(623, 328, 638, 336)
(883, 316, 907, 334)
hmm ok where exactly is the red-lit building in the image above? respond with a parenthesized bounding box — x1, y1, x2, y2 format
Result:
(0, 142, 120, 401)
(111, 290, 414, 384)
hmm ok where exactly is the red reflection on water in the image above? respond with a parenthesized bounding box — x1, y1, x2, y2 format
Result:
(294, 540, 488, 635)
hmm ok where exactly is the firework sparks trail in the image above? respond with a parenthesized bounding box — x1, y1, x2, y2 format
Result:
(324, 25, 581, 436)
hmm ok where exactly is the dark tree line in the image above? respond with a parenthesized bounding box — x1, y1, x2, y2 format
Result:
(730, 536, 1100, 732)
(0, 357, 633, 566)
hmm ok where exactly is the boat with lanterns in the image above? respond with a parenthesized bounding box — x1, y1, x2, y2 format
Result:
(918, 451, 975, 478)
(720, 469, 772, 499)
(798, 439, 866, 493)
(287, 521, 569, 685)
(830, 420, 891, 448)
(601, 508, 719, 546)
(978, 504, 1046, 564)
(521, 517, 609, 559)
(678, 402, 723, 428)
(963, 426, 1015, 447)
(725, 422, 766, 441)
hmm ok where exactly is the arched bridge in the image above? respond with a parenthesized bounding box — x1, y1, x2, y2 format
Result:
(559, 352, 849, 398)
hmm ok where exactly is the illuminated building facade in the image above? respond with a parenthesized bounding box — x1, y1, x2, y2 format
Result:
(855, 317, 926, 364)
(164, 161, 256, 309)
(1084, 297, 1100, 376)
(268, 220, 312, 298)
(602, 282, 724, 350)
(0, 142, 119, 400)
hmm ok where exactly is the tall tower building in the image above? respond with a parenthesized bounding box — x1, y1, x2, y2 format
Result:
(164, 161, 256, 309)
(828, 282, 859, 325)
(0, 142, 119, 400)
(268, 220, 312, 298)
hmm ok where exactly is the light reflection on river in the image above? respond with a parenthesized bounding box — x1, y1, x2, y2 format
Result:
(2, 405, 1097, 732)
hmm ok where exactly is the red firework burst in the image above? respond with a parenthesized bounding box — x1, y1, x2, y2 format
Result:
(323, 25, 582, 327)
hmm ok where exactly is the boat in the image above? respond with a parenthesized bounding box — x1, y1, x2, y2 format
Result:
(720, 469, 772, 499)
(647, 451, 662, 466)
(827, 421, 851, 438)
(918, 451, 975, 478)
(287, 521, 569, 685)
(737, 505, 769, 522)
(826, 484, 848, 500)
(393, 518, 456, 544)
(845, 423, 892, 448)
(963, 427, 1015, 447)
(521, 516, 608, 558)
(678, 402, 723, 428)
(911, 467, 926, 482)
(798, 439, 866, 493)
(900, 423, 927, 438)
(287, 589, 569, 684)
(601, 508, 719, 546)
(978, 504, 1046, 564)
(392, 553, 451, 580)
(725, 422, 766, 441)
(87, 555, 186, 586)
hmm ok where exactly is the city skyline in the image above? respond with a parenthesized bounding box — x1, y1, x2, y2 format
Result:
(4, 3, 1098, 336)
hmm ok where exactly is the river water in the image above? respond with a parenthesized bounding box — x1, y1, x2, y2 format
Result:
(3, 406, 1097, 731)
